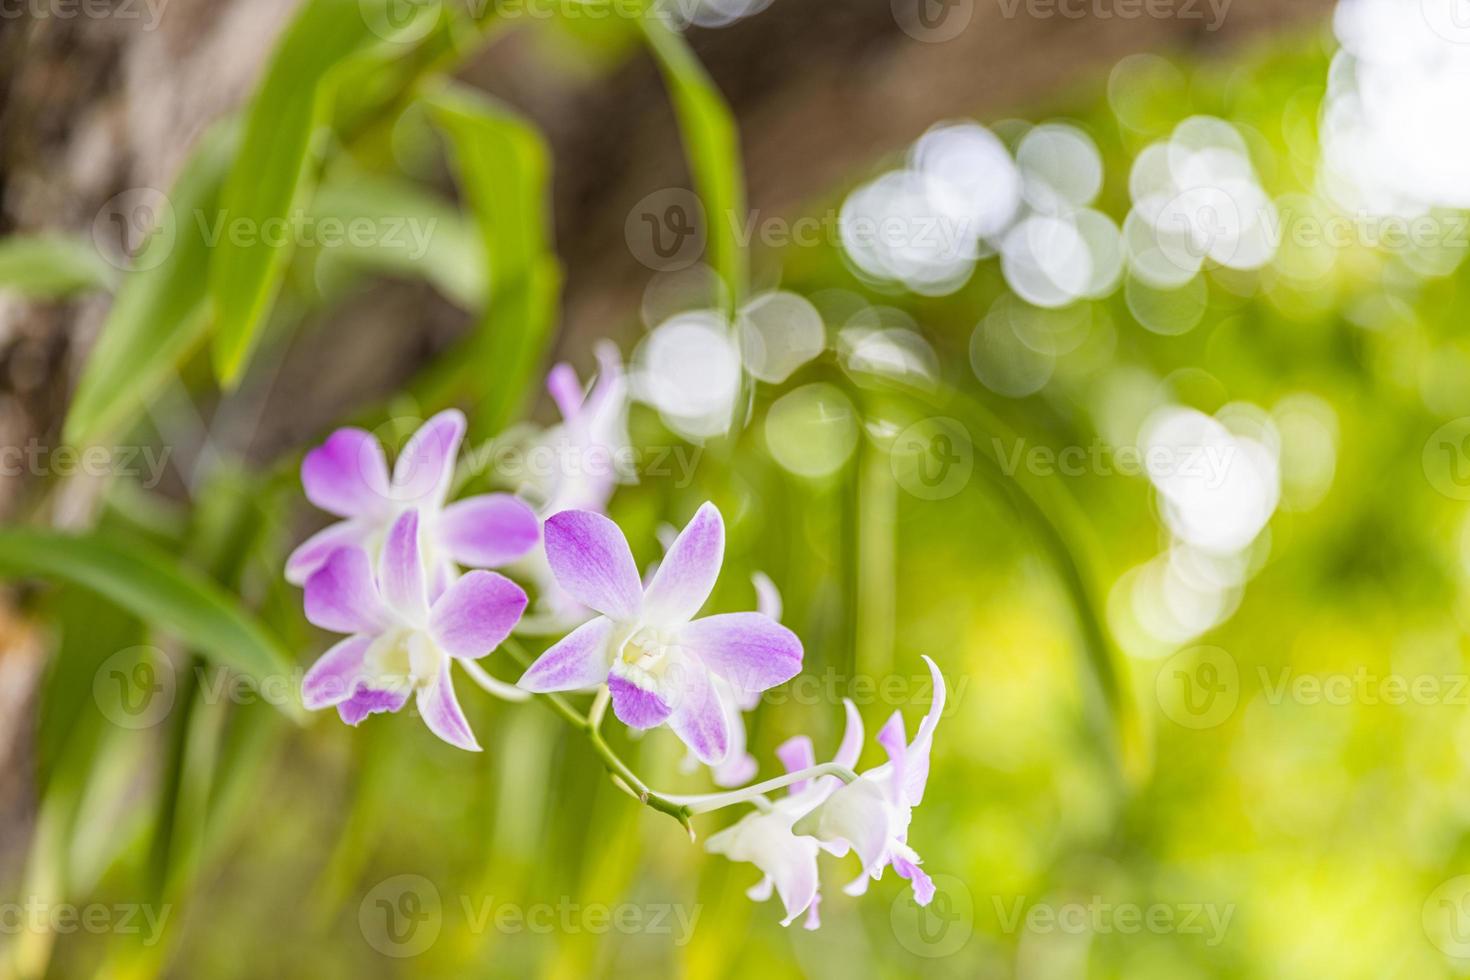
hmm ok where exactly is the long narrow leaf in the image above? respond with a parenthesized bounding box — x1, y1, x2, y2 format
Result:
(0, 528, 300, 719)
(63, 122, 239, 447)
(0, 235, 114, 298)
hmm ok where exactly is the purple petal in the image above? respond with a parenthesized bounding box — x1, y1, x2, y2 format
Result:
(877, 711, 909, 805)
(429, 571, 527, 659)
(642, 502, 724, 627)
(892, 851, 936, 906)
(517, 616, 614, 692)
(304, 547, 386, 635)
(835, 698, 865, 770)
(285, 519, 365, 586)
(547, 362, 584, 420)
(302, 428, 391, 519)
(904, 656, 946, 806)
(608, 672, 672, 729)
(302, 635, 373, 709)
(439, 494, 540, 568)
(338, 684, 409, 725)
(678, 613, 803, 692)
(777, 735, 816, 794)
(391, 409, 465, 507)
(416, 660, 480, 751)
(667, 659, 729, 766)
(543, 509, 643, 621)
(379, 510, 427, 623)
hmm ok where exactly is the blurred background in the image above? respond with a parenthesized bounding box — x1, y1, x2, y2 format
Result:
(5, 0, 1470, 976)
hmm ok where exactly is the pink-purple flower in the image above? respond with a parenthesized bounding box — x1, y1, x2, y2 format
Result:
(286, 409, 539, 593)
(516, 502, 803, 764)
(300, 509, 528, 751)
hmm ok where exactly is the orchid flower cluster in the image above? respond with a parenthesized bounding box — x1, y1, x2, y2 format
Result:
(289, 357, 946, 928)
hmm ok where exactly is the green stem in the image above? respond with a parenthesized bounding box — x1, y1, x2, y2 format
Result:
(498, 638, 694, 834)
(659, 763, 858, 815)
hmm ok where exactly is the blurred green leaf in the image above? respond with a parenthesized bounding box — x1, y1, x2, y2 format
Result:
(637, 12, 747, 308)
(208, 0, 440, 387)
(63, 121, 239, 447)
(0, 528, 300, 719)
(420, 85, 562, 434)
(309, 172, 485, 309)
(0, 235, 114, 298)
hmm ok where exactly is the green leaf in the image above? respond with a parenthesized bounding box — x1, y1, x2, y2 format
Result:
(637, 12, 748, 309)
(0, 527, 301, 720)
(308, 171, 485, 309)
(0, 235, 114, 298)
(420, 85, 562, 435)
(208, 0, 441, 387)
(63, 121, 239, 447)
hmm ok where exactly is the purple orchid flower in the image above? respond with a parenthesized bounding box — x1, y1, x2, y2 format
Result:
(286, 409, 539, 596)
(300, 509, 528, 751)
(516, 502, 802, 764)
(705, 700, 865, 929)
(794, 655, 946, 905)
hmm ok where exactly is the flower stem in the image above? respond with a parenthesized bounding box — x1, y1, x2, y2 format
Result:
(498, 638, 694, 835)
(658, 763, 859, 815)
(459, 660, 530, 702)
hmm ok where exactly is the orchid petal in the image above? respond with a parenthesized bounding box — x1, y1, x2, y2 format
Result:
(379, 509, 428, 624)
(302, 635, 373, 709)
(338, 684, 409, 725)
(777, 735, 816, 795)
(642, 502, 724, 627)
(547, 362, 584, 420)
(677, 612, 802, 692)
(877, 711, 909, 806)
(892, 849, 936, 906)
(439, 494, 540, 568)
(302, 428, 390, 519)
(429, 571, 527, 660)
(608, 670, 672, 729)
(667, 658, 729, 765)
(304, 547, 387, 635)
(752, 571, 783, 621)
(517, 616, 614, 692)
(543, 509, 643, 621)
(285, 519, 365, 586)
(416, 660, 480, 751)
(835, 698, 865, 770)
(904, 655, 946, 805)
(391, 409, 465, 508)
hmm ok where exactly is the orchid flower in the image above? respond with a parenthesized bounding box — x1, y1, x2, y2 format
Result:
(516, 502, 802, 764)
(679, 573, 782, 786)
(300, 509, 528, 751)
(516, 347, 633, 634)
(793, 655, 946, 905)
(286, 409, 539, 595)
(705, 700, 864, 929)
